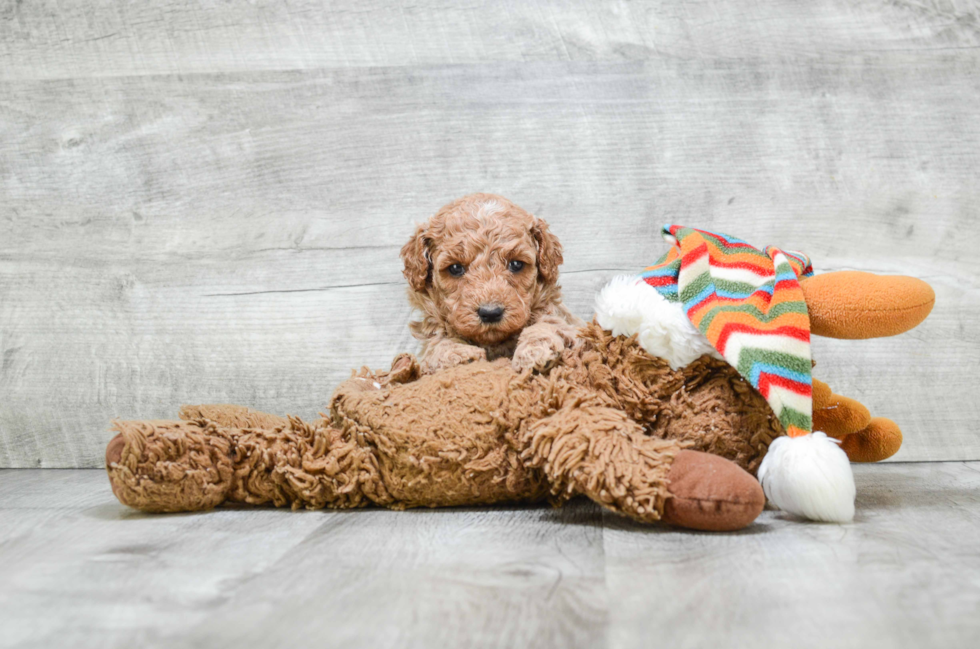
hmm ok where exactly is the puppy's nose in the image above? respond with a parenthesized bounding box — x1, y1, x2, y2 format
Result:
(477, 305, 505, 324)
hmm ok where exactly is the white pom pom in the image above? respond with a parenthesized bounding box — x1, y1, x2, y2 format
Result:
(594, 275, 649, 339)
(594, 275, 721, 369)
(758, 432, 856, 522)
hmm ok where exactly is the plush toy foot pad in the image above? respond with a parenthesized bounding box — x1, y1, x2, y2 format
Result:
(106, 433, 125, 466)
(662, 450, 765, 531)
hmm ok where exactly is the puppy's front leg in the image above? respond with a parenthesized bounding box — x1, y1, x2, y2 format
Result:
(512, 316, 577, 373)
(419, 337, 487, 374)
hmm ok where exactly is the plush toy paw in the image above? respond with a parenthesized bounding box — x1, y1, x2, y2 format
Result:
(512, 332, 564, 373)
(662, 450, 766, 532)
(106, 420, 235, 513)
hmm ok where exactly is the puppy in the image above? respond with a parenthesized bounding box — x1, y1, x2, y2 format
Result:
(401, 193, 583, 374)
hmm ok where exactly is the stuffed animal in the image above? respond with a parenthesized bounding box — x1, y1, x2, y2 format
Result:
(106, 325, 786, 531)
(104, 226, 934, 529)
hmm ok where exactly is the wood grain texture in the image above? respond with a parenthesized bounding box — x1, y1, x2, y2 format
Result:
(2, 1, 978, 79)
(1, 462, 978, 648)
(603, 461, 980, 649)
(179, 507, 607, 648)
(1, 2, 978, 466)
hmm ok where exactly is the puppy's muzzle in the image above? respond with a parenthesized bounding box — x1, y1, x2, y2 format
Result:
(477, 305, 505, 324)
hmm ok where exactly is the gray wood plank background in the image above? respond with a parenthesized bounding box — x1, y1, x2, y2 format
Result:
(1, 1, 978, 467)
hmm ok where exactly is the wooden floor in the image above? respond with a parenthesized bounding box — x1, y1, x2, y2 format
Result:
(1, 463, 978, 648)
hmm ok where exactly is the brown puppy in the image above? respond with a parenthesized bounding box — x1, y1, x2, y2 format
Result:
(401, 193, 583, 374)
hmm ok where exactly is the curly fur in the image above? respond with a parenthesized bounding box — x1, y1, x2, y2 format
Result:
(400, 193, 583, 374)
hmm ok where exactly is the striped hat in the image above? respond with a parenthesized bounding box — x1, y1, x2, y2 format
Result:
(640, 225, 815, 438)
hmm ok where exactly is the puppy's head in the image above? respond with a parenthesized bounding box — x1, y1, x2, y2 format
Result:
(401, 193, 563, 346)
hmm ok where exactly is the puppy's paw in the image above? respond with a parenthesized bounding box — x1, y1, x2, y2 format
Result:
(420, 343, 487, 374)
(512, 335, 563, 373)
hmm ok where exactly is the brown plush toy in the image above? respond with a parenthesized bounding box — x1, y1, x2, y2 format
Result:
(105, 265, 933, 531)
(107, 324, 775, 532)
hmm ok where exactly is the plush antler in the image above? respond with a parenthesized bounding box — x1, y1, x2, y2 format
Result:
(801, 271, 935, 462)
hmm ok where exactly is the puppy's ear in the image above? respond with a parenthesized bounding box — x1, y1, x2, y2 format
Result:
(400, 225, 432, 291)
(531, 217, 563, 285)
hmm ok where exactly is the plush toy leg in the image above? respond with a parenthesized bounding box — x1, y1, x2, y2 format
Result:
(106, 416, 390, 513)
(800, 271, 934, 339)
(106, 420, 236, 512)
(520, 405, 765, 531)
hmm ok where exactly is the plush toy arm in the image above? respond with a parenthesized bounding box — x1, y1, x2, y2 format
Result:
(178, 404, 288, 430)
(800, 271, 934, 339)
(519, 404, 765, 531)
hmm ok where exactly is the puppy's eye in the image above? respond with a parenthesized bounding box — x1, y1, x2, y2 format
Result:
(508, 260, 526, 273)
(447, 263, 465, 277)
